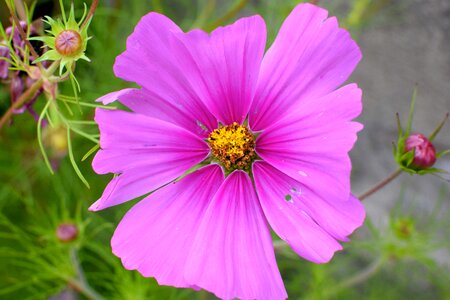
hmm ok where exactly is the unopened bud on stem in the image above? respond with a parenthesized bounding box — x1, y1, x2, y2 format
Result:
(405, 133, 436, 169)
(56, 223, 78, 242)
(55, 30, 82, 56)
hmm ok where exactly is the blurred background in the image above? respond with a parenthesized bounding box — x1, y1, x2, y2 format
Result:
(0, 0, 449, 299)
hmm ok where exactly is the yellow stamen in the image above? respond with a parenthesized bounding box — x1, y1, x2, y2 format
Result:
(207, 122, 256, 170)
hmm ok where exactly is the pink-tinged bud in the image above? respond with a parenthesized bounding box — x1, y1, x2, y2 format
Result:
(5, 21, 38, 50)
(56, 223, 78, 242)
(55, 30, 82, 56)
(10, 74, 25, 113)
(0, 45, 10, 79)
(405, 133, 436, 169)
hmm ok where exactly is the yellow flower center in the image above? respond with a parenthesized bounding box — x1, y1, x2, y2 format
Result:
(207, 122, 256, 171)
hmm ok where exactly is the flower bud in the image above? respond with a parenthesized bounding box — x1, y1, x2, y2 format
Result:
(0, 45, 10, 79)
(405, 133, 436, 169)
(10, 74, 25, 113)
(31, 5, 91, 73)
(55, 30, 82, 56)
(44, 125, 68, 158)
(56, 223, 78, 242)
(393, 218, 415, 240)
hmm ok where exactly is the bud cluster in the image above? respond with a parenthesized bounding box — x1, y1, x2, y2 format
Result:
(0, 21, 46, 120)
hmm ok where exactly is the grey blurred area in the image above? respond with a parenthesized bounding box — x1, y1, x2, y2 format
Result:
(327, 0, 450, 256)
(254, 0, 450, 226)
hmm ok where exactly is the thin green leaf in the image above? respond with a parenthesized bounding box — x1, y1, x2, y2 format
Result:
(428, 168, 450, 175)
(78, 3, 89, 27)
(395, 112, 402, 136)
(59, 0, 67, 23)
(0, 21, 6, 39)
(405, 85, 418, 136)
(437, 149, 450, 158)
(68, 70, 82, 113)
(62, 97, 74, 116)
(66, 128, 90, 188)
(0, 56, 16, 65)
(24, 1, 37, 25)
(69, 126, 99, 144)
(430, 172, 450, 182)
(67, 120, 97, 125)
(428, 112, 449, 141)
(44, 109, 54, 128)
(37, 101, 55, 175)
(57, 97, 116, 109)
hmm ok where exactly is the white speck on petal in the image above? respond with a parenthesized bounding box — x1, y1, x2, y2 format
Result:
(298, 171, 308, 177)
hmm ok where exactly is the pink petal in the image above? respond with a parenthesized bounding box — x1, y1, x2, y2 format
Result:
(256, 84, 363, 203)
(96, 88, 211, 138)
(253, 161, 365, 250)
(90, 108, 209, 211)
(172, 15, 266, 125)
(111, 165, 224, 288)
(113, 12, 217, 133)
(249, 3, 362, 130)
(185, 171, 287, 300)
(95, 88, 135, 105)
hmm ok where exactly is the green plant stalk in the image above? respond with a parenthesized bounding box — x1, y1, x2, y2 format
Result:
(323, 257, 385, 297)
(205, 0, 249, 31)
(37, 99, 54, 174)
(190, 0, 216, 29)
(0, 78, 44, 129)
(69, 248, 104, 300)
(67, 128, 91, 188)
(5, 0, 45, 71)
(358, 169, 402, 201)
(68, 278, 104, 300)
(151, 0, 164, 13)
(0, 59, 59, 130)
(13, 0, 27, 20)
(81, 0, 99, 29)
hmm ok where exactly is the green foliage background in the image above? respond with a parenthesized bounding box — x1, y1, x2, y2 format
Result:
(0, 0, 449, 299)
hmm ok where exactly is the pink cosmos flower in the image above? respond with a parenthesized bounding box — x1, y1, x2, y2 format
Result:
(91, 3, 365, 299)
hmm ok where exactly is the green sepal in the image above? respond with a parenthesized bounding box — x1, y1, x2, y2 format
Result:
(417, 167, 450, 176)
(436, 149, 450, 158)
(405, 86, 417, 137)
(79, 54, 91, 62)
(66, 4, 78, 30)
(428, 113, 449, 142)
(399, 150, 415, 168)
(28, 36, 55, 48)
(34, 49, 60, 63)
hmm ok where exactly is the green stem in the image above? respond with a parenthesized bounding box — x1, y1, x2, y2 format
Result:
(69, 248, 104, 300)
(358, 169, 402, 201)
(45, 60, 60, 77)
(81, 0, 99, 29)
(205, 0, 249, 31)
(151, 0, 164, 13)
(6, 1, 45, 71)
(68, 278, 104, 300)
(190, 0, 216, 29)
(13, 0, 27, 20)
(428, 112, 449, 141)
(323, 257, 385, 297)
(0, 78, 44, 129)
